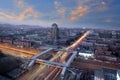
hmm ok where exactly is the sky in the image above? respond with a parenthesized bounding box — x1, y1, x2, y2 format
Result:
(0, 0, 120, 29)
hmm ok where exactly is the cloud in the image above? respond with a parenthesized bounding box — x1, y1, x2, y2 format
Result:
(57, 9, 65, 15)
(70, 6, 89, 22)
(18, 7, 32, 21)
(94, 1, 107, 12)
(0, 0, 39, 23)
(18, 7, 39, 21)
(101, 1, 106, 5)
(0, 0, 115, 26)
(77, 0, 108, 12)
(17, 0, 25, 8)
(54, 1, 66, 19)
(17, 0, 39, 20)
(53, 0, 113, 22)
(0, 12, 16, 19)
(57, 9, 66, 18)
(54, 1, 60, 9)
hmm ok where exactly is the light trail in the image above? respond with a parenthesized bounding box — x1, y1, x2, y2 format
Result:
(45, 67, 58, 80)
(35, 66, 55, 80)
(38, 31, 90, 80)
(60, 31, 90, 63)
(0, 47, 32, 58)
(69, 31, 90, 50)
(18, 64, 41, 80)
(52, 69, 62, 80)
(18, 31, 90, 80)
(0, 44, 39, 55)
(50, 31, 90, 63)
(44, 68, 62, 80)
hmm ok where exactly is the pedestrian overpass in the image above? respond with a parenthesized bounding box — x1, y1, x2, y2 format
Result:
(27, 48, 78, 76)
(26, 31, 90, 79)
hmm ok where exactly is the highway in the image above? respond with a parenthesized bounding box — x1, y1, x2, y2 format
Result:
(0, 44, 40, 58)
(31, 31, 90, 80)
(0, 31, 90, 80)
(1, 30, 120, 80)
(18, 51, 62, 80)
(18, 64, 62, 80)
(0, 44, 39, 55)
(17, 32, 89, 80)
(0, 47, 32, 58)
(49, 31, 90, 63)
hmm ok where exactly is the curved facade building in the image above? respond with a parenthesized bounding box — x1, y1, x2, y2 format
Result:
(51, 23, 59, 44)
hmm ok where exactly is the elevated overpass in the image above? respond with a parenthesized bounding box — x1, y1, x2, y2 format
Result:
(1, 30, 120, 80)
(28, 48, 53, 67)
(22, 31, 90, 80)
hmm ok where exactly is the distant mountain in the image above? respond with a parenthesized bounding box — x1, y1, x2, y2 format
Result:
(0, 23, 42, 29)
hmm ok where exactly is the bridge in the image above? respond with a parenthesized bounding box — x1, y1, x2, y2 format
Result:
(28, 48, 53, 67)
(16, 30, 120, 80)
(19, 31, 90, 80)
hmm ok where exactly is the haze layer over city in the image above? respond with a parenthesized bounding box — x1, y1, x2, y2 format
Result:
(0, 0, 120, 80)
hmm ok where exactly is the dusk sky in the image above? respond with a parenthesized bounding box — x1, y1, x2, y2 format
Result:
(0, 0, 120, 29)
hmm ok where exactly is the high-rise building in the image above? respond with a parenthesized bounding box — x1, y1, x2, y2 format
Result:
(51, 23, 59, 44)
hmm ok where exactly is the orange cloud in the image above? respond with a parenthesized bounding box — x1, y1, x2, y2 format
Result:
(18, 7, 32, 21)
(17, 0, 27, 9)
(57, 9, 65, 15)
(18, 7, 39, 21)
(54, 1, 66, 19)
(54, 0, 109, 22)
(77, 0, 108, 12)
(69, 16, 78, 22)
(0, 0, 39, 22)
(70, 6, 89, 22)
(57, 9, 66, 18)
(0, 12, 16, 19)
(17, 0, 39, 21)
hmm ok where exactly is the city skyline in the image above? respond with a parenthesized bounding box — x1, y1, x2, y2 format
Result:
(0, 0, 120, 29)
